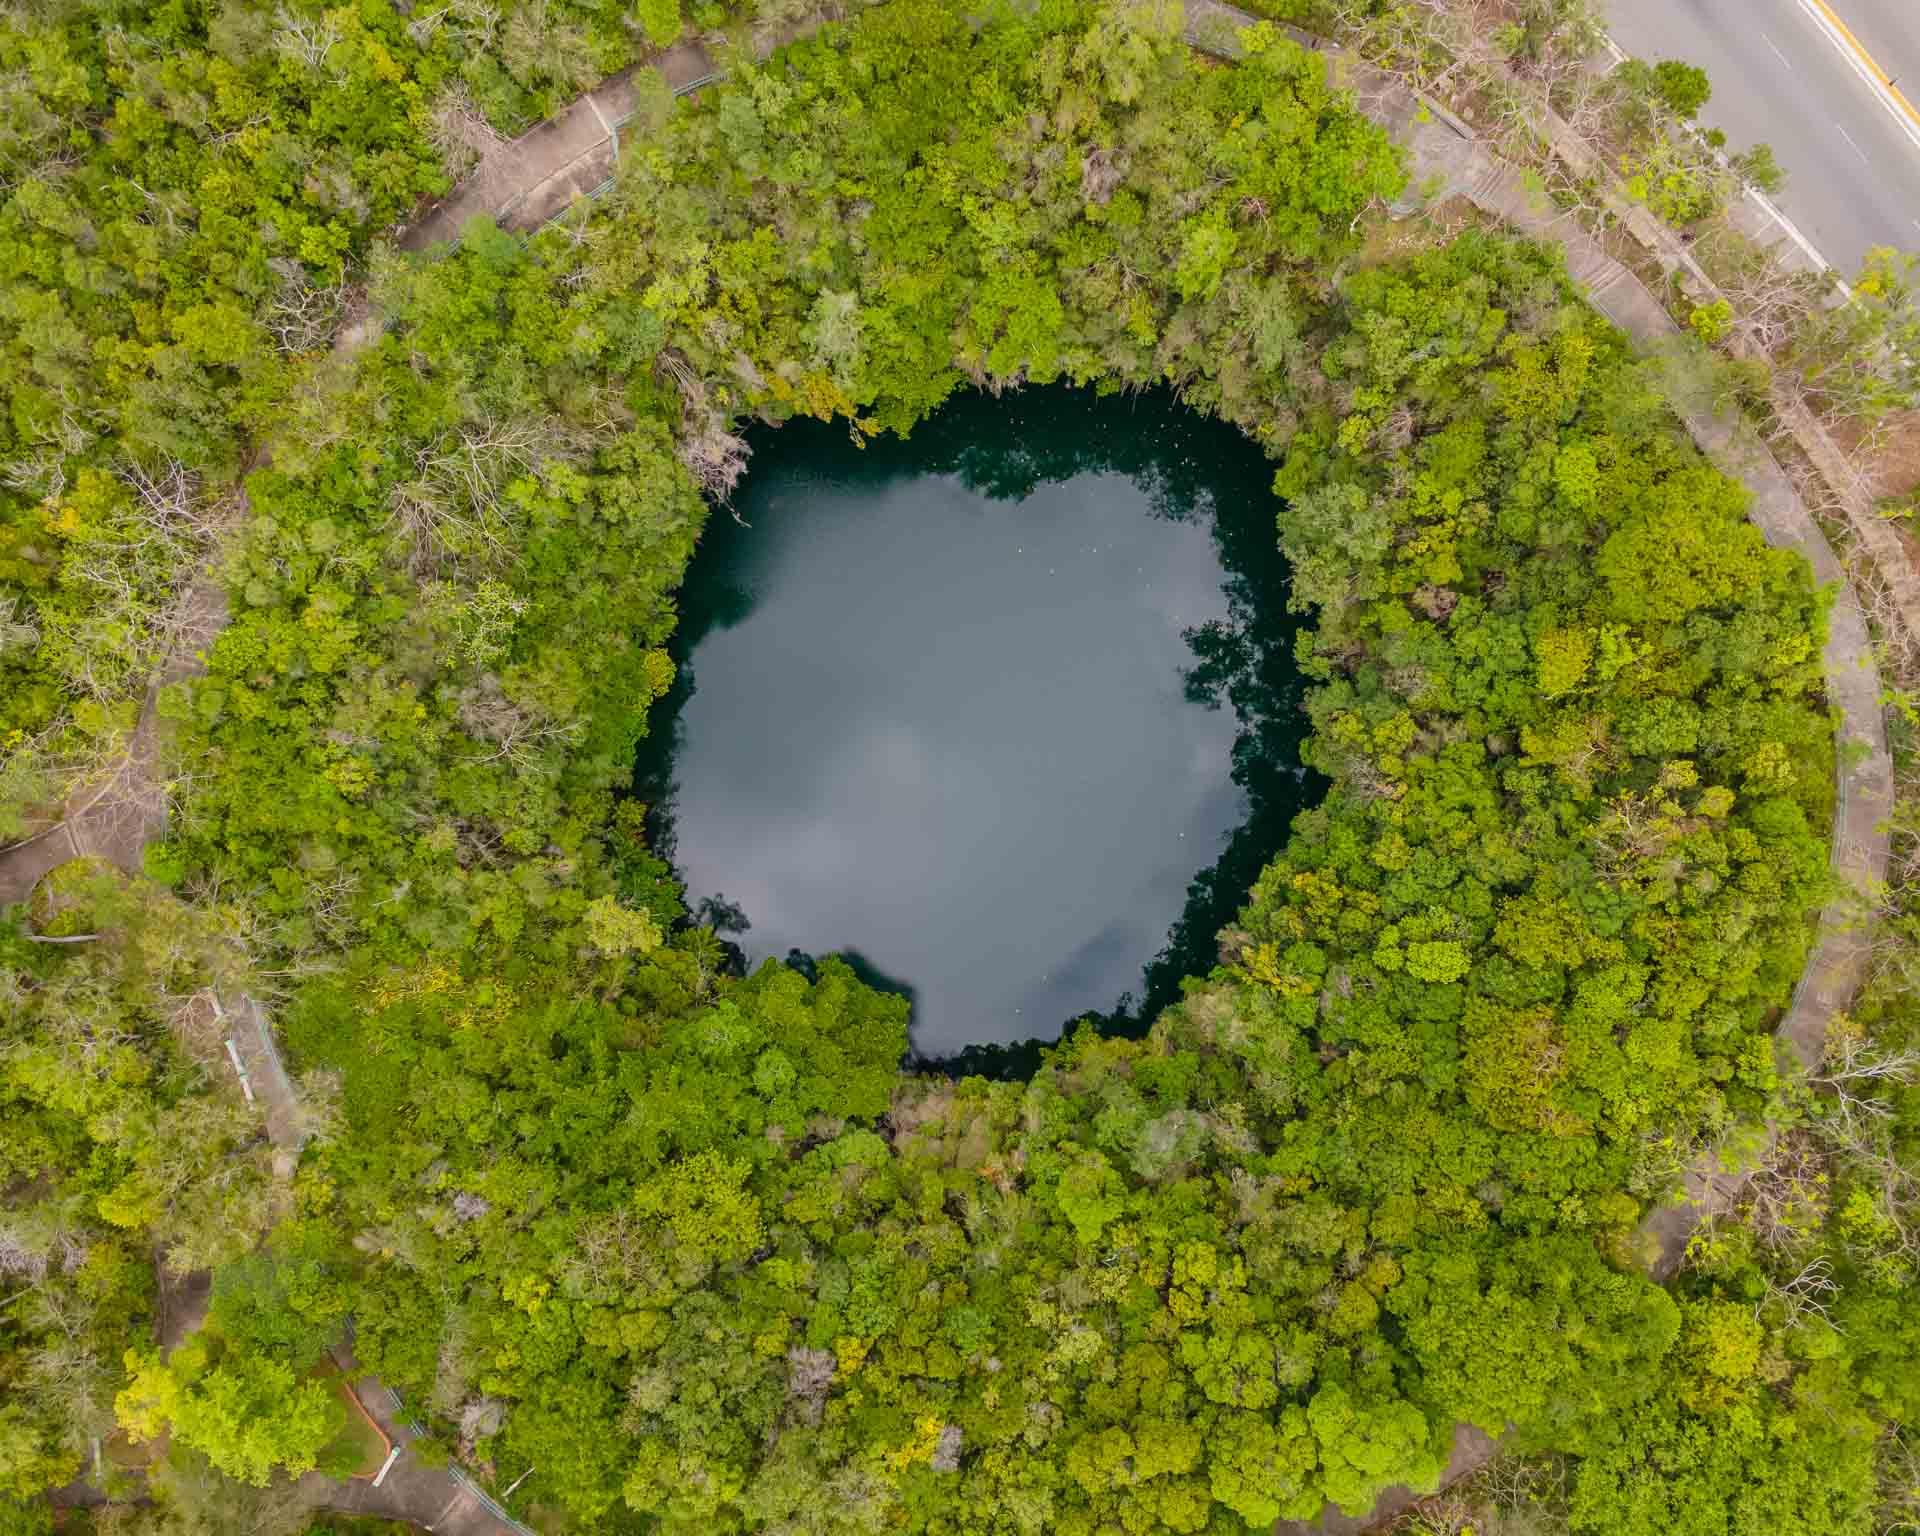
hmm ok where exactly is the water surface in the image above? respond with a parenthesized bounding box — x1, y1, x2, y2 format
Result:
(635, 389, 1312, 1062)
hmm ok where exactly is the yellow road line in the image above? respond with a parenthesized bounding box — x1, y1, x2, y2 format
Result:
(1802, 0, 1920, 140)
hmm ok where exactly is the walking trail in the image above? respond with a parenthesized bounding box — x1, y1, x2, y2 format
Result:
(5, 8, 1894, 1535)
(399, 40, 717, 249)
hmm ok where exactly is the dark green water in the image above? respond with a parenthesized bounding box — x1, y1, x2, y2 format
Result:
(634, 388, 1315, 1067)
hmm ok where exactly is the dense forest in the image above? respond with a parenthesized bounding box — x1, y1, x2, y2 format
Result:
(2, 0, 1915, 1534)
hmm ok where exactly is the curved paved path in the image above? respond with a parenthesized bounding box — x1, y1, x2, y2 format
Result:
(5, 9, 1894, 1535)
(1183, 4, 1894, 1528)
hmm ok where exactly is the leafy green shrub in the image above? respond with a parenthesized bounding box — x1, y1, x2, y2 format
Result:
(1650, 59, 1712, 119)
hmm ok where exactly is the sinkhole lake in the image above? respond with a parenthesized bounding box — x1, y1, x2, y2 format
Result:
(634, 388, 1316, 1064)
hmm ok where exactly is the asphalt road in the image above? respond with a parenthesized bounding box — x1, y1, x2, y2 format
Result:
(1606, 0, 1920, 277)
(1828, 0, 1920, 101)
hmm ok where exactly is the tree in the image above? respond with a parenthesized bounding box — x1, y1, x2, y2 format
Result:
(1206, 1408, 1320, 1525)
(1053, 1151, 1127, 1246)
(117, 1347, 344, 1488)
(1794, 247, 1920, 421)
(1649, 59, 1712, 119)
(634, 0, 683, 48)
(1308, 1386, 1442, 1516)
(1729, 142, 1785, 194)
(634, 1150, 765, 1269)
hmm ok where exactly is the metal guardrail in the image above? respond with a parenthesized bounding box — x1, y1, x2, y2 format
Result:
(450, 1463, 536, 1535)
(551, 71, 726, 218)
(380, 1384, 538, 1536)
(494, 67, 727, 230)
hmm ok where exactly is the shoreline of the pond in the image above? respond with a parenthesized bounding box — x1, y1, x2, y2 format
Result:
(631, 385, 1315, 1067)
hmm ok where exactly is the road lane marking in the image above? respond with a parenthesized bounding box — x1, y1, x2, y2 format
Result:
(1748, 184, 1847, 288)
(1795, 0, 1920, 153)
(1836, 122, 1871, 162)
(1763, 32, 1794, 70)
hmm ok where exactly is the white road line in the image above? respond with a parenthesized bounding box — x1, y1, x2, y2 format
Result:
(1762, 32, 1794, 70)
(1836, 122, 1871, 162)
(1794, 0, 1920, 153)
(1750, 184, 1849, 288)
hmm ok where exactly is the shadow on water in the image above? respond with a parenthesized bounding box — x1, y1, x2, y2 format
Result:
(781, 947, 923, 1020)
(631, 385, 1322, 1079)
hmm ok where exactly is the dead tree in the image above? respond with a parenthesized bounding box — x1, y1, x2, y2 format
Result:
(658, 351, 752, 506)
(271, 6, 344, 81)
(426, 83, 509, 185)
(263, 258, 349, 354)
